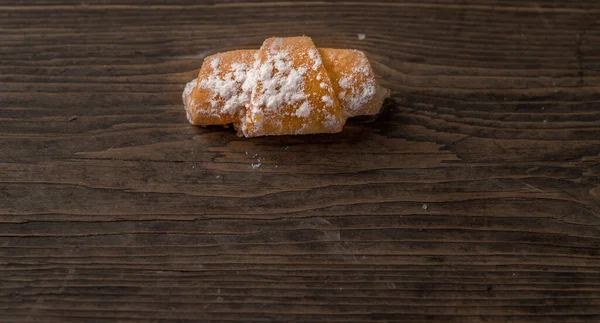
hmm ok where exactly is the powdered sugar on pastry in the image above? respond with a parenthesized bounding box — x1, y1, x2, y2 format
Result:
(242, 46, 311, 132)
(339, 74, 376, 113)
(244, 37, 333, 135)
(253, 49, 308, 112)
(317, 48, 387, 118)
(308, 49, 322, 71)
(294, 101, 312, 118)
(245, 51, 305, 111)
(182, 78, 197, 107)
(210, 57, 220, 70)
(199, 57, 250, 115)
(337, 53, 377, 114)
(323, 113, 341, 129)
(321, 95, 333, 107)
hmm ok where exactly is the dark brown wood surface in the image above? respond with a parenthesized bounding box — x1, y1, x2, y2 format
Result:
(1, 0, 600, 322)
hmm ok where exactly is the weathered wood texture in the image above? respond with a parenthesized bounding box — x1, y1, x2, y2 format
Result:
(1, 0, 600, 322)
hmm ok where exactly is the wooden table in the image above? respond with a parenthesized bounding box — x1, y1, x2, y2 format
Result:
(2, 1, 599, 322)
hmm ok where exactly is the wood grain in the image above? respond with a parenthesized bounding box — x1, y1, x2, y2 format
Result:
(1, 0, 599, 322)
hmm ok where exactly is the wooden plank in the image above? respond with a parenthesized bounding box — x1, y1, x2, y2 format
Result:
(1, 0, 599, 322)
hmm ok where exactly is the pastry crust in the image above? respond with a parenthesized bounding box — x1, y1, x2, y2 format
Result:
(183, 36, 389, 137)
(183, 50, 254, 126)
(243, 37, 343, 137)
(319, 48, 388, 118)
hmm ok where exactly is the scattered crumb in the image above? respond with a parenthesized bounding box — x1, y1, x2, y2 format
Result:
(249, 153, 262, 168)
(422, 204, 428, 210)
(357, 33, 366, 40)
(543, 119, 548, 123)
(285, 146, 289, 150)
(216, 175, 222, 179)
(68, 115, 78, 122)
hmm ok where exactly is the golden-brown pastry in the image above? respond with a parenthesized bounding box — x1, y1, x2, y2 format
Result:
(183, 50, 254, 126)
(319, 48, 389, 118)
(183, 36, 389, 137)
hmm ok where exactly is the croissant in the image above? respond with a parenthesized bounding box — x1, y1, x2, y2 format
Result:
(183, 36, 389, 137)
